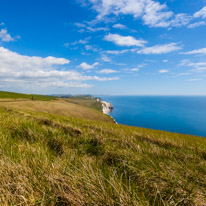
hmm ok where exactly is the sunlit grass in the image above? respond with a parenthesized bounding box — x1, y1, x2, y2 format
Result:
(0, 105, 205, 205)
(0, 90, 55, 101)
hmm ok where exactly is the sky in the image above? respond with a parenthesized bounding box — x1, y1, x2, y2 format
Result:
(0, 0, 206, 95)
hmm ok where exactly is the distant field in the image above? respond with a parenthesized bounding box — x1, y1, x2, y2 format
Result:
(0, 91, 112, 122)
(0, 98, 113, 122)
(64, 97, 102, 112)
(0, 91, 55, 101)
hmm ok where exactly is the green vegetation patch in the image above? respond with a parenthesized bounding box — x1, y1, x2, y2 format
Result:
(0, 91, 55, 101)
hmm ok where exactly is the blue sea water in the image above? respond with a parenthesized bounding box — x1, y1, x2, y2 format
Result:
(100, 96, 206, 137)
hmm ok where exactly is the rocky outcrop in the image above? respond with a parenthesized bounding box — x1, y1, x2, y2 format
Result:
(101, 101, 113, 114)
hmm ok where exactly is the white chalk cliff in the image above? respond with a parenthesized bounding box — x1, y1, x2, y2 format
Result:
(101, 101, 113, 114)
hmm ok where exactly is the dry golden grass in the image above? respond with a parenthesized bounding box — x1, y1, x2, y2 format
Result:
(0, 98, 113, 123)
(0, 105, 205, 205)
(63, 97, 102, 112)
(0, 92, 206, 205)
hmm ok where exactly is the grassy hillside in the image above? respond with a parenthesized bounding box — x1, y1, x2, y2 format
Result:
(0, 91, 112, 123)
(0, 104, 205, 205)
(64, 97, 102, 112)
(0, 99, 112, 123)
(0, 91, 55, 101)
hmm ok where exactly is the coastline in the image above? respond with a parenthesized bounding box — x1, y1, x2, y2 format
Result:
(100, 100, 118, 124)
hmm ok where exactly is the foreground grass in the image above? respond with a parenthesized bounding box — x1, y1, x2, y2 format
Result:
(0, 106, 205, 205)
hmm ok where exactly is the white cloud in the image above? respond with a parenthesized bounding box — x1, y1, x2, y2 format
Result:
(182, 48, 206, 55)
(64, 43, 70, 48)
(130, 68, 139, 71)
(179, 59, 206, 72)
(73, 39, 89, 45)
(179, 60, 206, 67)
(194, 6, 206, 19)
(0, 22, 5, 26)
(97, 69, 118, 74)
(93, 76, 119, 81)
(104, 34, 147, 47)
(188, 79, 202, 81)
(0, 29, 15, 42)
(85, 45, 99, 52)
(0, 47, 70, 69)
(75, 22, 109, 32)
(72, 37, 90, 45)
(113, 23, 127, 29)
(104, 49, 132, 55)
(137, 43, 182, 54)
(159, 69, 169, 73)
(89, 0, 173, 27)
(142, 1, 173, 27)
(101, 54, 112, 62)
(170, 13, 192, 27)
(163, 60, 168, 62)
(38, 81, 93, 88)
(78, 62, 99, 70)
(188, 21, 206, 28)
(64, 37, 91, 48)
(123, 64, 145, 72)
(175, 72, 191, 76)
(0, 47, 118, 90)
(84, 0, 193, 28)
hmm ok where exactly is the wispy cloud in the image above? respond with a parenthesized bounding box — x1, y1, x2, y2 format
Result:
(104, 34, 147, 47)
(188, 78, 202, 81)
(179, 59, 206, 72)
(101, 54, 112, 62)
(78, 62, 99, 70)
(169, 13, 192, 27)
(188, 21, 206, 28)
(64, 37, 91, 48)
(0, 29, 16, 42)
(85, 45, 100, 52)
(137, 43, 182, 54)
(97, 69, 119, 74)
(123, 64, 146, 72)
(182, 48, 206, 55)
(130, 68, 139, 71)
(194, 6, 206, 19)
(104, 49, 131, 55)
(112, 24, 127, 29)
(175, 72, 191, 76)
(159, 69, 169, 73)
(75, 22, 109, 32)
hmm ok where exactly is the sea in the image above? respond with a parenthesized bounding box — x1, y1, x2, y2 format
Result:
(100, 96, 206, 137)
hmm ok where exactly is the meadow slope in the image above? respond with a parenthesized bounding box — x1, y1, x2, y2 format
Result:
(0, 91, 55, 101)
(0, 92, 205, 205)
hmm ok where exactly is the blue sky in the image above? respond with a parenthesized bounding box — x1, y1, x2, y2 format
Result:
(0, 0, 206, 95)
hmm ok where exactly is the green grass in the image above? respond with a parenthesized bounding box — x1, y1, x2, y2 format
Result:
(0, 91, 55, 101)
(0, 105, 205, 205)
(64, 97, 103, 112)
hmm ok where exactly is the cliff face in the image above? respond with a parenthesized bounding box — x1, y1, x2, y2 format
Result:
(101, 101, 113, 114)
